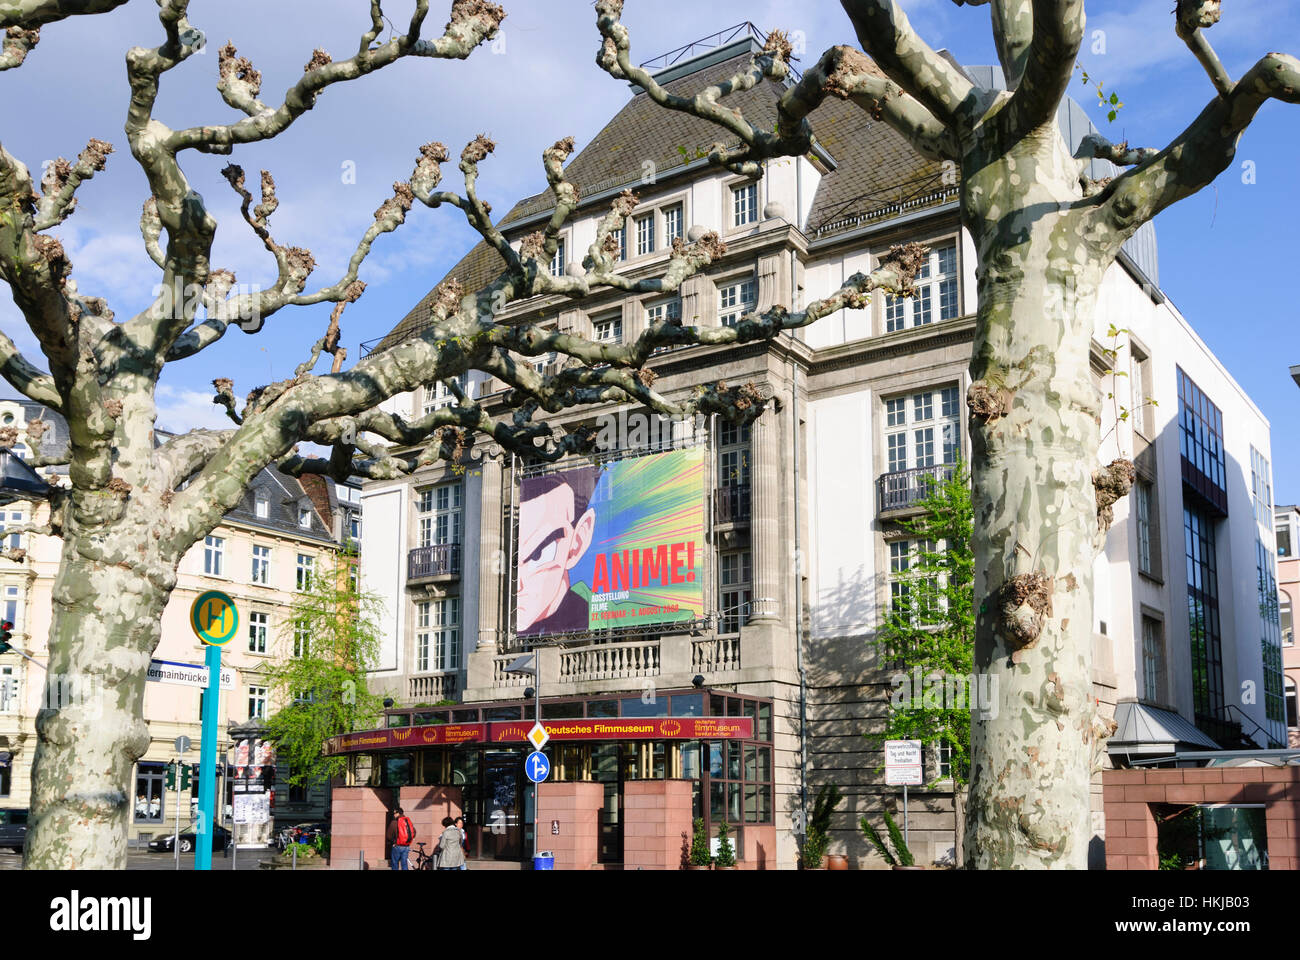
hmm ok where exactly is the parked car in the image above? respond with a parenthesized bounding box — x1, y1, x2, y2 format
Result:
(148, 823, 232, 853)
(0, 809, 27, 852)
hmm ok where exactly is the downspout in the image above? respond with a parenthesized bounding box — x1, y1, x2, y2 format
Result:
(789, 245, 808, 860)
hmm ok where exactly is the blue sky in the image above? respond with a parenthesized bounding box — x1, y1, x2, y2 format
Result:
(2, 0, 1297, 501)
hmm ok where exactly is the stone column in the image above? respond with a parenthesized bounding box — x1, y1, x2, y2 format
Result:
(476, 456, 503, 652)
(748, 408, 781, 622)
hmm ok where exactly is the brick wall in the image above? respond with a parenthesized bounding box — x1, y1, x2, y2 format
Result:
(398, 785, 463, 855)
(1103, 767, 1300, 870)
(329, 785, 394, 870)
(623, 779, 694, 870)
(538, 781, 603, 870)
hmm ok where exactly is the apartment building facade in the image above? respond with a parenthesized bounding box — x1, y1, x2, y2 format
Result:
(0, 399, 347, 846)
(344, 28, 1282, 869)
(1276, 505, 1299, 747)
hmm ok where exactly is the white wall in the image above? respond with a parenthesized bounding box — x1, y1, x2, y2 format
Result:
(360, 482, 407, 677)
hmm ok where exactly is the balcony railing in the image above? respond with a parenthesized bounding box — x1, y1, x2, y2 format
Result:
(559, 639, 661, 683)
(408, 672, 457, 703)
(493, 654, 529, 687)
(713, 484, 751, 524)
(408, 542, 461, 580)
(692, 636, 741, 673)
(876, 464, 955, 514)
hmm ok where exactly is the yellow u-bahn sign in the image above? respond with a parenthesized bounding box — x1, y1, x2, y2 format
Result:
(190, 590, 238, 646)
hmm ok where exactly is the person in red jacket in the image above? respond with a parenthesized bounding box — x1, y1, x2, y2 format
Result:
(386, 807, 416, 870)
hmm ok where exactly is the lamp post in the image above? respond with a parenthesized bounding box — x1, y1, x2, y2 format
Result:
(502, 652, 541, 864)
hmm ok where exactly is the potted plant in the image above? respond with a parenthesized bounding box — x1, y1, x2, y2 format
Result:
(687, 817, 712, 870)
(714, 821, 737, 870)
(802, 783, 843, 869)
(861, 808, 920, 870)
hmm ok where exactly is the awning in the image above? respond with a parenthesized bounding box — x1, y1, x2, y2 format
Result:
(1107, 701, 1222, 758)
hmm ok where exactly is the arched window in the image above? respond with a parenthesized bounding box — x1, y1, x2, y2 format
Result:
(1286, 677, 1298, 729)
(1281, 595, 1293, 646)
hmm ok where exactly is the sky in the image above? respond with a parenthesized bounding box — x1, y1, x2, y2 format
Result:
(1, 0, 1297, 500)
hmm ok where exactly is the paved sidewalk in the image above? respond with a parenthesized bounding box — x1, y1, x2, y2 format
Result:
(0, 848, 274, 870)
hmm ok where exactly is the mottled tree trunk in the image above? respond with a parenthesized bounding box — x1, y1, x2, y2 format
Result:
(961, 128, 1109, 868)
(24, 529, 177, 869)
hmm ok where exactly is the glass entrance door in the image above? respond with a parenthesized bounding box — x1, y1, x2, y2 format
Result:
(479, 750, 523, 861)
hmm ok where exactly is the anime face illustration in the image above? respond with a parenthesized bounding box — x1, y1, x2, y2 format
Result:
(516, 467, 599, 635)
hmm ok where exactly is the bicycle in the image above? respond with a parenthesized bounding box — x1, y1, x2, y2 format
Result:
(411, 841, 437, 871)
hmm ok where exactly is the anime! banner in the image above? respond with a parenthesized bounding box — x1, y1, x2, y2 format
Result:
(516, 447, 706, 638)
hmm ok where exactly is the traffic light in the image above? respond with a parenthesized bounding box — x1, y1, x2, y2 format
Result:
(0, 620, 13, 654)
(166, 762, 177, 790)
(180, 763, 192, 791)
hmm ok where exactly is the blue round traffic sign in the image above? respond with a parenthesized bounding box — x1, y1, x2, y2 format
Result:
(525, 750, 550, 783)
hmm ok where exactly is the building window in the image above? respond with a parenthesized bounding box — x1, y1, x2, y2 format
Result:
(349, 510, 362, 543)
(731, 182, 758, 226)
(415, 601, 431, 673)
(1250, 447, 1273, 529)
(1256, 536, 1284, 726)
(550, 237, 566, 277)
(1141, 615, 1166, 704)
(883, 386, 960, 474)
(204, 536, 224, 576)
(248, 611, 269, 654)
(718, 421, 751, 488)
(645, 297, 682, 330)
(251, 544, 271, 586)
(254, 492, 269, 519)
(423, 376, 466, 415)
(718, 278, 756, 328)
(1185, 504, 1224, 730)
(1130, 346, 1153, 437)
(594, 314, 623, 344)
(0, 760, 9, 797)
(1279, 526, 1292, 558)
(663, 203, 683, 245)
(1135, 480, 1160, 578)
(635, 213, 655, 256)
(3, 510, 22, 551)
(1177, 367, 1226, 501)
(415, 598, 460, 672)
(295, 554, 315, 591)
(718, 550, 752, 634)
(293, 619, 310, 658)
(133, 763, 166, 823)
(248, 686, 268, 720)
(418, 483, 462, 548)
(887, 539, 941, 627)
(2, 584, 18, 632)
(0, 665, 17, 713)
(884, 241, 958, 331)
(1287, 677, 1297, 729)
(610, 226, 627, 261)
(297, 505, 313, 530)
(1282, 595, 1293, 646)
(530, 351, 558, 376)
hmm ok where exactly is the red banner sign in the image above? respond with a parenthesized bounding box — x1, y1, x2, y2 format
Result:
(324, 716, 754, 755)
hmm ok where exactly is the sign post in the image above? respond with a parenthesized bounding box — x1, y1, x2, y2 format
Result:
(189, 590, 237, 871)
(884, 739, 923, 853)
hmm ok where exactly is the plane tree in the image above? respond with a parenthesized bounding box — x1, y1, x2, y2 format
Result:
(592, 0, 1300, 866)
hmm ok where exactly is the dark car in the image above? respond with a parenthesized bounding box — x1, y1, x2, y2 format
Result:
(148, 823, 232, 853)
(0, 809, 27, 852)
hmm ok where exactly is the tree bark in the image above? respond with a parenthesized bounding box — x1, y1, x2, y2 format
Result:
(24, 535, 176, 869)
(961, 123, 1110, 868)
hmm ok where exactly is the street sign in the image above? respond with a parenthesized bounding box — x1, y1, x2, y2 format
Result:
(233, 793, 270, 825)
(525, 750, 550, 783)
(147, 659, 236, 690)
(174, 735, 191, 754)
(189, 590, 239, 646)
(526, 721, 549, 751)
(884, 739, 923, 786)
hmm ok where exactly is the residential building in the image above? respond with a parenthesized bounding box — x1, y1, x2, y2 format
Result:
(1276, 505, 1299, 747)
(0, 399, 349, 844)
(326, 26, 1276, 869)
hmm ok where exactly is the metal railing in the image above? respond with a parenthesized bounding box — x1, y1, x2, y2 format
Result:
(876, 464, 955, 513)
(714, 484, 752, 524)
(408, 543, 461, 579)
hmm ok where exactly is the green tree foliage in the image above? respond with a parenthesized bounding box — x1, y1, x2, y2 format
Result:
(802, 783, 843, 869)
(714, 821, 736, 868)
(689, 817, 712, 866)
(263, 555, 386, 787)
(871, 463, 974, 786)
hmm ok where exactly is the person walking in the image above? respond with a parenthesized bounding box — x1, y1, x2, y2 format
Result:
(454, 816, 470, 870)
(435, 816, 466, 871)
(387, 807, 416, 871)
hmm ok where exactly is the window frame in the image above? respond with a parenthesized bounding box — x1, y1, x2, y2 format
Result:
(248, 685, 268, 720)
(248, 609, 269, 654)
(251, 543, 272, 586)
(730, 181, 759, 228)
(203, 535, 225, 577)
(295, 553, 315, 592)
(717, 275, 756, 329)
(881, 385, 961, 475)
(882, 239, 960, 332)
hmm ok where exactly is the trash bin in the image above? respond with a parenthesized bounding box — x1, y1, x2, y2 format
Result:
(533, 851, 555, 870)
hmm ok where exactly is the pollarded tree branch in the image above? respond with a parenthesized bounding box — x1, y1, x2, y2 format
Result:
(0, 328, 63, 410)
(1002, 0, 1084, 136)
(0, 0, 129, 29)
(594, 0, 808, 177)
(1175, 0, 1232, 98)
(1, 25, 40, 69)
(1096, 51, 1300, 242)
(156, 428, 237, 492)
(952, 0, 1032, 89)
(33, 138, 114, 230)
(1074, 133, 1159, 168)
(840, 0, 982, 133)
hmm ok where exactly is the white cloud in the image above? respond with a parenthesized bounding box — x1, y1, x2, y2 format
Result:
(153, 384, 239, 435)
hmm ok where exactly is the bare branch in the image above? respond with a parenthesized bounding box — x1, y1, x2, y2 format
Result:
(33, 138, 113, 230)
(1074, 133, 1159, 168)
(952, 0, 1032, 88)
(0, 328, 62, 410)
(840, 0, 982, 132)
(1175, 0, 1233, 98)
(1, 25, 40, 69)
(1002, 0, 1084, 134)
(0, 0, 130, 29)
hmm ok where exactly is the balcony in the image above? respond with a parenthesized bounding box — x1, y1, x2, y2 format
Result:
(876, 465, 955, 516)
(408, 543, 461, 581)
(559, 639, 661, 683)
(408, 672, 458, 703)
(713, 484, 751, 524)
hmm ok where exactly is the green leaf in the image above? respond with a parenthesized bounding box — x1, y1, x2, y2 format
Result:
(1109, 91, 1119, 105)
(1108, 110, 1118, 122)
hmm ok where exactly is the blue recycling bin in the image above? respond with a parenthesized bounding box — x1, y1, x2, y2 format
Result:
(533, 852, 555, 870)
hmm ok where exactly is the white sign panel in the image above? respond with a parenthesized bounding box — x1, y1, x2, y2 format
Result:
(146, 659, 235, 690)
(884, 739, 923, 786)
(233, 793, 270, 825)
